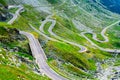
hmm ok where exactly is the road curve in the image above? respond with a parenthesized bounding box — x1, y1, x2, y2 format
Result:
(91, 20, 120, 43)
(20, 31, 67, 80)
(8, 4, 120, 54)
(8, 5, 24, 24)
(72, 18, 120, 53)
(39, 15, 87, 52)
(8, 5, 66, 80)
(100, 20, 120, 42)
(73, 19, 120, 43)
(29, 24, 59, 42)
(80, 20, 120, 53)
(81, 32, 120, 53)
(48, 20, 87, 52)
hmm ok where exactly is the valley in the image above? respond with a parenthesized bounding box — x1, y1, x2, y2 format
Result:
(0, 0, 120, 80)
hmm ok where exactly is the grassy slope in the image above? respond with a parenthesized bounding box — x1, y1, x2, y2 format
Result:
(44, 22, 52, 35)
(43, 39, 111, 79)
(44, 41, 93, 79)
(0, 5, 50, 80)
(0, 48, 50, 80)
(0, 65, 50, 80)
(9, 7, 97, 78)
(1, 0, 119, 79)
(53, 0, 120, 33)
(9, 4, 112, 79)
(85, 24, 120, 49)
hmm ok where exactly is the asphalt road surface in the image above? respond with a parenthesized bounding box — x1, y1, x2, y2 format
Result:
(8, 5, 24, 24)
(20, 31, 67, 80)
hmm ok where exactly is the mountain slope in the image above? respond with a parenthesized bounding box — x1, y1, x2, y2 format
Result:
(1, 0, 120, 80)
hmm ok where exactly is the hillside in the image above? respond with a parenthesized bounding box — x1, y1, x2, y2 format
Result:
(100, 0, 120, 14)
(1, 0, 120, 80)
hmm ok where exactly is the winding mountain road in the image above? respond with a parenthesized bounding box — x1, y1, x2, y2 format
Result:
(29, 23, 59, 42)
(39, 14, 120, 53)
(81, 32, 120, 53)
(39, 15, 87, 52)
(8, 5, 24, 24)
(6, 3, 120, 80)
(100, 20, 120, 42)
(20, 31, 66, 80)
(81, 20, 120, 53)
(91, 20, 120, 43)
(8, 5, 67, 80)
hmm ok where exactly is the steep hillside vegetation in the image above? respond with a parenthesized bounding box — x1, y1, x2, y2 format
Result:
(0, 27, 50, 80)
(0, 0, 8, 6)
(1, 0, 120, 80)
(0, 1, 50, 80)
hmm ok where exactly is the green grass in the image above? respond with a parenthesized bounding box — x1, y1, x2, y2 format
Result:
(0, 27, 8, 35)
(53, 15, 79, 33)
(44, 40, 111, 79)
(48, 60, 91, 80)
(85, 33, 113, 48)
(114, 59, 120, 66)
(53, 22, 86, 45)
(0, 64, 50, 80)
(0, 48, 50, 80)
(45, 41, 96, 70)
(0, 26, 33, 62)
(14, 52, 33, 60)
(64, 64, 90, 76)
(44, 22, 52, 35)
(9, 16, 31, 30)
(48, 60, 70, 79)
(20, 5, 47, 28)
(9, 7, 18, 13)
(0, 22, 9, 26)
(96, 33, 106, 41)
(0, 27, 30, 54)
(54, 3, 103, 31)
(107, 25, 120, 48)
